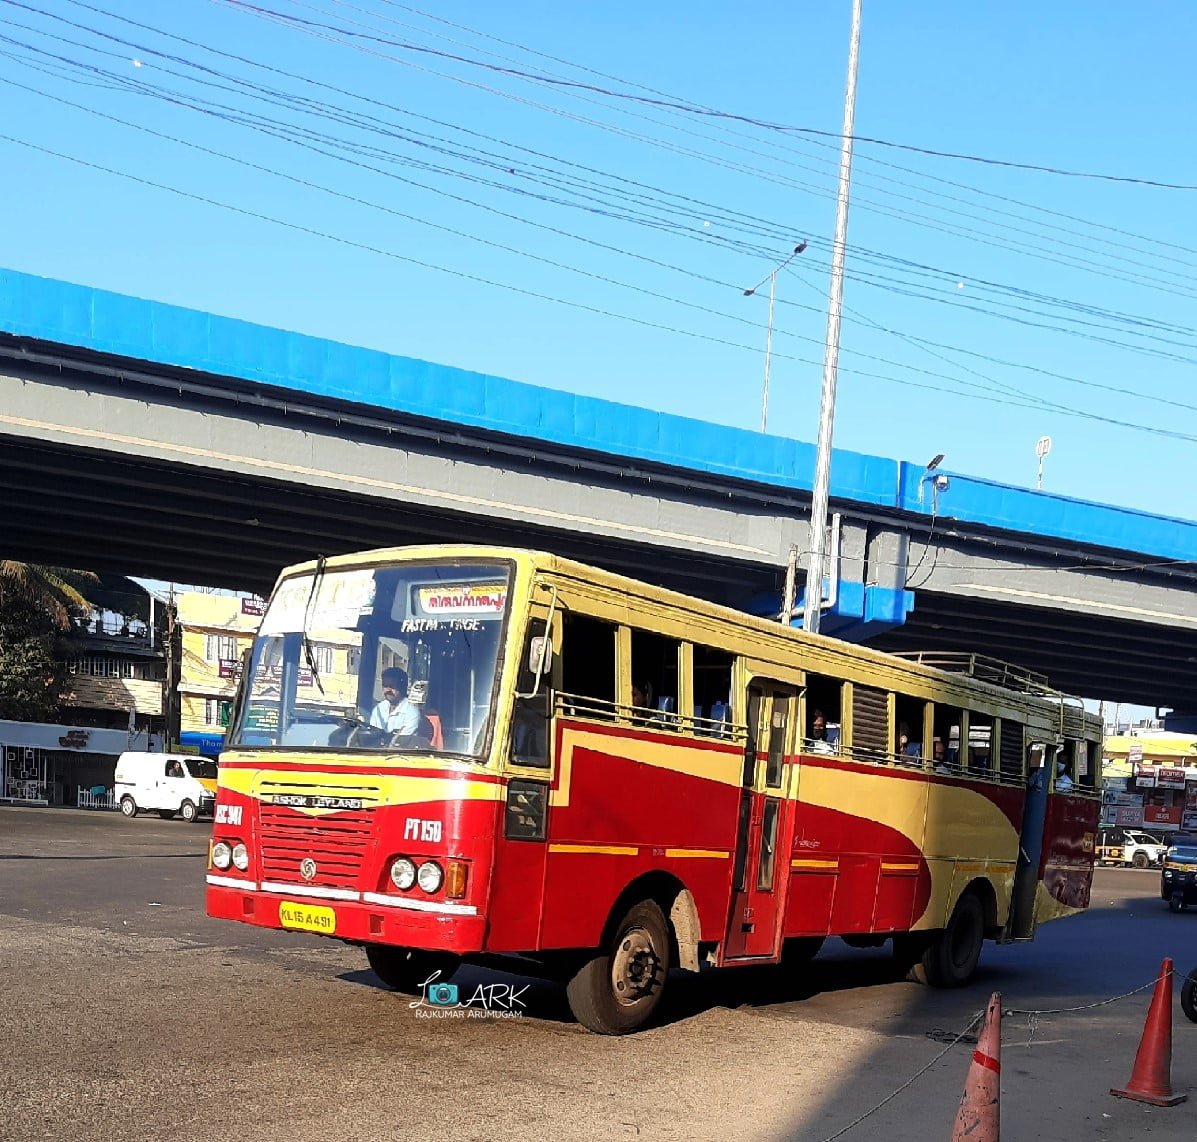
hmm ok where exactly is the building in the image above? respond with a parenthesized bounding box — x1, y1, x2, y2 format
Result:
(0, 576, 166, 806)
(175, 591, 264, 755)
(1101, 733, 1197, 834)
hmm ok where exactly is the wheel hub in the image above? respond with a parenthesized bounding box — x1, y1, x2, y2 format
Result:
(611, 926, 660, 1005)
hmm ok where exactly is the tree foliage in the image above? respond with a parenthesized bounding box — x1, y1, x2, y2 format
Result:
(0, 565, 98, 722)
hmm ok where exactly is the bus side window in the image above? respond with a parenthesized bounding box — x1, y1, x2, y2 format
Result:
(998, 719, 1024, 782)
(932, 704, 964, 773)
(693, 645, 733, 736)
(969, 713, 994, 777)
(804, 674, 842, 752)
(851, 683, 889, 763)
(1082, 740, 1100, 789)
(629, 628, 680, 730)
(895, 695, 926, 761)
(559, 612, 617, 720)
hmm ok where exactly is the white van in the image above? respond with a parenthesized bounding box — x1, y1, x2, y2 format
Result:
(113, 753, 217, 823)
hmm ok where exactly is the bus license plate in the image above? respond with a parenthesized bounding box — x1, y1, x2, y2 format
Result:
(278, 901, 337, 934)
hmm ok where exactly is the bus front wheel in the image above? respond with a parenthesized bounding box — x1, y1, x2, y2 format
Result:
(909, 891, 984, 988)
(366, 945, 460, 995)
(566, 899, 671, 1034)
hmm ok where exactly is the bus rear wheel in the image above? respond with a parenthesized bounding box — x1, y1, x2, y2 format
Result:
(909, 891, 984, 988)
(566, 899, 670, 1034)
(365, 945, 460, 995)
(1181, 969, 1197, 1023)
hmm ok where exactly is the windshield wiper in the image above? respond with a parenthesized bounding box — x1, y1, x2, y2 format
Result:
(300, 555, 327, 698)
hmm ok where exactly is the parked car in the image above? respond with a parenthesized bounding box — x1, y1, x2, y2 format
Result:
(1161, 834, 1197, 912)
(113, 752, 217, 822)
(1096, 828, 1168, 869)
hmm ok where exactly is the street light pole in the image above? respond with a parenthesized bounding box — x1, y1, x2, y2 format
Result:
(802, 0, 863, 635)
(760, 271, 777, 433)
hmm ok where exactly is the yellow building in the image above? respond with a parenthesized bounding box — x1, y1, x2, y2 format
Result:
(176, 591, 361, 753)
(176, 592, 264, 754)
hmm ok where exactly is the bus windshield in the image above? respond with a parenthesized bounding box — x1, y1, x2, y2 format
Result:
(228, 561, 510, 758)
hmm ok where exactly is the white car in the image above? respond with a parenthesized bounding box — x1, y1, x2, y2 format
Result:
(1123, 831, 1168, 868)
(113, 752, 217, 823)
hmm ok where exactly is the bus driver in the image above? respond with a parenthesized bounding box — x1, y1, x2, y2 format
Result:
(369, 667, 421, 736)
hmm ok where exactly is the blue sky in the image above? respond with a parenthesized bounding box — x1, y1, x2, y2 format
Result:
(3, 1, 1196, 519)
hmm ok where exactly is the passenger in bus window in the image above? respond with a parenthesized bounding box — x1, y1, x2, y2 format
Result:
(933, 737, 951, 774)
(809, 710, 835, 753)
(898, 722, 922, 757)
(1056, 758, 1074, 792)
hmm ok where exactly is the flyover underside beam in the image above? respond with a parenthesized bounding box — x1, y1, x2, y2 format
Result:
(0, 436, 780, 602)
(0, 369, 800, 571)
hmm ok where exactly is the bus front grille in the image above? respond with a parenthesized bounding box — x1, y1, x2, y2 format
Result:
(255, 781, 380, 890)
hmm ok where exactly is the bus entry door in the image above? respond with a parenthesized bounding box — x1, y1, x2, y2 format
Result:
(724, 683, 795, 960)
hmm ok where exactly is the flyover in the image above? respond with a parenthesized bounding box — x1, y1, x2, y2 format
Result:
(0, 267, 1194, 708)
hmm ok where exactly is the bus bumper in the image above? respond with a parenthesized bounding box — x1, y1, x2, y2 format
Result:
(205, 880, 487, 953)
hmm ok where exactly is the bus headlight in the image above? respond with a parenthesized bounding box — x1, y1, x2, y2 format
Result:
(417, 860, 443, 894)
(390, 857, 417, 891)
(212, 842, 232, 870)
(232, 842, 250, 872)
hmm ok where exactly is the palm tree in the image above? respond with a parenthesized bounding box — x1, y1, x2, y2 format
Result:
(0, 563, 99, 630)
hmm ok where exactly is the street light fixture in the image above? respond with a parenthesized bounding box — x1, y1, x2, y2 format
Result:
(744, 242, 809, 434)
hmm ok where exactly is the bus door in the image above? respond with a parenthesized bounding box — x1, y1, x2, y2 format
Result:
(1008, 741, 1051, 940)
(724, 682, 796, 960)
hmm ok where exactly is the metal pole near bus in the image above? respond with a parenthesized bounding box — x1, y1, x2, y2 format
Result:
(802, 0, 862, 635)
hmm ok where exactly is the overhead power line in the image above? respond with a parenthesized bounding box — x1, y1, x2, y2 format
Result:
(219, 0, 1197, 192)
(9, 127, 1197, 450)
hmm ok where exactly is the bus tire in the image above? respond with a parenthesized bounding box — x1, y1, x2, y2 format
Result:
(781, 936, 825, 968)
(119, 796, 138, 818)
(910, 891, 984, 988)
(1181, 970, 1197, 1023)
(366, 945, 460, 994)
(566, 899, 670, 1035)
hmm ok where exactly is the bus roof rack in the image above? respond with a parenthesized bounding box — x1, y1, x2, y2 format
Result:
(890, 651, 1056, 696)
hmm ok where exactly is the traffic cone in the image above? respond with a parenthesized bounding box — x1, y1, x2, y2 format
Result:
(951, 991, 1001, 1141)
(1110, 957, 1187, 1106)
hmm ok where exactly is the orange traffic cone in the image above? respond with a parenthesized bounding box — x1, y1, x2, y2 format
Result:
(951, 991, 1001, 1141)
(1110, 957, 1187, 1106)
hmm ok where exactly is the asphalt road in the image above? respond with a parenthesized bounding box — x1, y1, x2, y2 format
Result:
(2, 806, 1195, 1141)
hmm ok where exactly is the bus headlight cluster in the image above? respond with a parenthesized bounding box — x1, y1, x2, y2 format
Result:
(389, 857, 417, 890)
(212, 840, 250, 872)
(417, 861, 443, 894)
(387, 856, 444, 894)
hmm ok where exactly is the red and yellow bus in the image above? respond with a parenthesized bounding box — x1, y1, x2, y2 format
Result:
(206, 545, 1102, 1033)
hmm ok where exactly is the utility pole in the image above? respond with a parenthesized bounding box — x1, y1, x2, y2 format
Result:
(803, 0, 863, 635)
(163, 583, 177, 752)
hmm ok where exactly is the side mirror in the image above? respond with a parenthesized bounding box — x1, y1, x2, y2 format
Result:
(528, 635, 553, 675)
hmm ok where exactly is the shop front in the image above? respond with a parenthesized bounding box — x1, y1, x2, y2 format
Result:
(0, 719, 163, 807)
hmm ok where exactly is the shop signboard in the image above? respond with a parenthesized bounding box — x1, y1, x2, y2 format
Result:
(1158, 767, 1187, 789)
(1129, 743, 1144, 763)
(1114, 804, 1144, 826)
(1184, 783, 1197, 831)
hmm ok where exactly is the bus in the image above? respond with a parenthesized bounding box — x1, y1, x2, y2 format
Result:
(205, 545, 1102, 1034)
